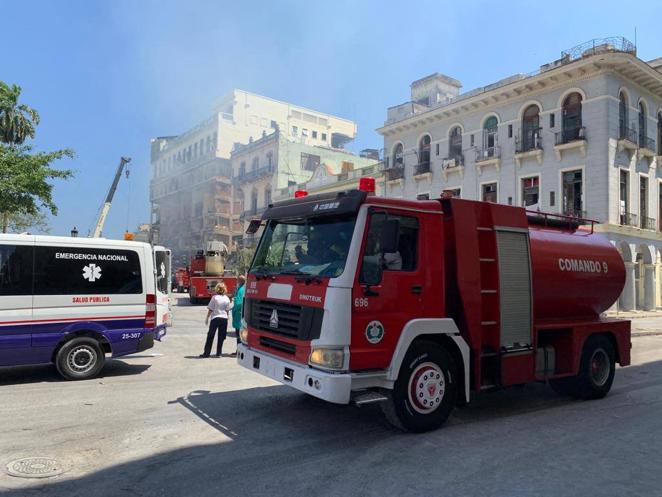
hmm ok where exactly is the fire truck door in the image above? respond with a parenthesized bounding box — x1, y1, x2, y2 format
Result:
(350, 211, 424, 371)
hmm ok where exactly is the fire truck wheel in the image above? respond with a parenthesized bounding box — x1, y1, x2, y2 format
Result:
(550, 334, 615, 399)
(381, 340, 458, 433)
(55, 337, 105, 381)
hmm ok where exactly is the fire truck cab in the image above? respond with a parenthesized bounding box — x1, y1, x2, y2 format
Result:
(237, 186, 631, 432)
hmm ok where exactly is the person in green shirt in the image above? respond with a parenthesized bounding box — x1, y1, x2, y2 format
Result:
(230, 275, 246, 356)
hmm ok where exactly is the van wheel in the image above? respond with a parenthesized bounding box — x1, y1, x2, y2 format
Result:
(380, 340, 457, 433)
(55, 337, 105, 380)
(550, 335, 615, 400)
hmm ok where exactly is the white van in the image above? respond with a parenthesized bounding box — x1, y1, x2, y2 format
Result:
(0, 234, 171, 380)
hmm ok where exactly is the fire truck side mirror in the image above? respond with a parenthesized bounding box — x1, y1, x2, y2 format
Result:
(381, 219, 400, 254)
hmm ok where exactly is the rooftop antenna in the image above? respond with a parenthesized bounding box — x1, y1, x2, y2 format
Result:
(634, 26, 637, 53)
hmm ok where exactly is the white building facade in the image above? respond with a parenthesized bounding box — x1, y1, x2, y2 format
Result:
(378, 38, 662, 311)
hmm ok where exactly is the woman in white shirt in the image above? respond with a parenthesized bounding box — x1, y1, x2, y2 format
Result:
(200, 282, 231, 358)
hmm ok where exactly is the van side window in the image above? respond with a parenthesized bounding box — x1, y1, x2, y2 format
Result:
(0, 245, 33, 295)
(359, 214, 419, 283)
(33, 246, 143, 295)
(155, 251, 169, 294)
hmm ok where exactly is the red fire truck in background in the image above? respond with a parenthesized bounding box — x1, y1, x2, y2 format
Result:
(236, 179, 631, 432)
(188, 241, 238, 304)
(174, 267, 190, 293)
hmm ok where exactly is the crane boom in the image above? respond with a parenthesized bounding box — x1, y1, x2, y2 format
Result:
(92, 157, 131, 238)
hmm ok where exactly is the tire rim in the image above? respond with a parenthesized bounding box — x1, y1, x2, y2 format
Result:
(67, 346, 96, 374)
(408, 362, 445, 414)
(589, 348, 610, 387)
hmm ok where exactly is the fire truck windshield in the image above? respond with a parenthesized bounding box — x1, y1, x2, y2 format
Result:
(250, 215, 356, 278)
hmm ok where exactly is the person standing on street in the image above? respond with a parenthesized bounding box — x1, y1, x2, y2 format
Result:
(230, 275, 246, 357)
(200, 282, 230, 358)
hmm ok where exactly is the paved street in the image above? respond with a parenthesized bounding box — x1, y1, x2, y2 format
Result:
(1, 295, 662, 497)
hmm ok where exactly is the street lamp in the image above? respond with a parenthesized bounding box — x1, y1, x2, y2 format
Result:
(71, 226, 78, 237)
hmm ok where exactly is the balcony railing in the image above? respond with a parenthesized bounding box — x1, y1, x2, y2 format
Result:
(619, 125, 638, 143)
(555, 125, 586, 145)
(561, 37, 636, 61)
(414, 162, 431, 176)
(475, 146, 501, 162)
(516, 128, 543, 153)
(639, 135, 656, 152)
(383, 164, 405, 181)
(442, 154, 465, 169)
(641, 216, 656, 230)
(235, 166, 274, 183)
(620, 212, 638, 227)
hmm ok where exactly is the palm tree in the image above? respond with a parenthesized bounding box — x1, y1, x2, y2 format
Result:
(0, 81, 40, 145)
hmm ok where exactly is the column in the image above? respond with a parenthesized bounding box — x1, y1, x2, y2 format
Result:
(620, 261, 636, 311)
(644, 264, 657, 311)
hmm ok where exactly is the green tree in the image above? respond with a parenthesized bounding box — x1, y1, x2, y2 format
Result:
(5, 211, 50, 234)
(0, 82, 40, 145)
(0, 81, 74, 233)
(234, 247, 256, 275)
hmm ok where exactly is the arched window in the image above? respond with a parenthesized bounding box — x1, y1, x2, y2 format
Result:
(239, 161, 246, 178)
(252, 157, 259, 171)
(619, 92, 628, 139)
(418, 135, 431, 169)
(250, 189, 258, 214)
(657, 112, 662, 155)
(483, 116, 498, 152)
(393, 143, 404, 168)
(562, 92, 583, 142)
(448, 127, 462, 160)
(521, 105, 540, 151)
(266, 151, 273, 170)
(638, 101, 647, 147)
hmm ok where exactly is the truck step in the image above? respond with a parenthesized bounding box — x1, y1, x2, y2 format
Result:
(352, 391, 388, 406)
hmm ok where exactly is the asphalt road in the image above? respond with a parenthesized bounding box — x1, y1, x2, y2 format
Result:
(1, 295, 662, 497)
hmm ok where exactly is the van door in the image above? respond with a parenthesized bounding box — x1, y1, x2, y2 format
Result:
(350, 210, 425, 371)
(153, 247, 172, 334)
(0, 241, 34, 366)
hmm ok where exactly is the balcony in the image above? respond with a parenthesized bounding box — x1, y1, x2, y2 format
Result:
(382, 162, 405, 182)
(554, 126, 586, 160)
(475, 146, 501, 174)
(620, 212, 638, 227)
(413, 161, 431, 180)
(441, 155, 464, 180)
(234, 165, 274, 183)
(641, 216, 656, 230)
(515, 128, 543, 166)
(638, 135, 657, 160)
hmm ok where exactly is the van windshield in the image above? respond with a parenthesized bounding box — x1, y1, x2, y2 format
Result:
(250, 215, 356, 278)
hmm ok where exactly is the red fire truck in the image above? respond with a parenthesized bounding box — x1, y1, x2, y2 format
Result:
(174, 267, 190, 293)
(188, 241, 238, 304)
(236, 180, 631, 432)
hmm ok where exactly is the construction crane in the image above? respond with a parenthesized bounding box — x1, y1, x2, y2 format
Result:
(92, 157, 131, 238)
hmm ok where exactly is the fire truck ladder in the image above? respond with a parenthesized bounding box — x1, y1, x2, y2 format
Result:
(476, 209, 501, 390)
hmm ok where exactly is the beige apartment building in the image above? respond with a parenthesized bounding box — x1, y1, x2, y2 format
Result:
(149, 89, 357, 264)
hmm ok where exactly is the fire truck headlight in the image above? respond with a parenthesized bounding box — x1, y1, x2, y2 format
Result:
(309, 348, 344, 370)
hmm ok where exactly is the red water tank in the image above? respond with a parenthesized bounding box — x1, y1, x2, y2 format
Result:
(529, 227, 625, 320)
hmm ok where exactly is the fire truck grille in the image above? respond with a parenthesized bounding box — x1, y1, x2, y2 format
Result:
(245, 299, 323, 340)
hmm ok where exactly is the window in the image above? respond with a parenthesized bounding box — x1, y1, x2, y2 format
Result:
(640, 176, 649, 228)
(33, 247, 142, 295)
(0, 244, 33, 295)
(521, 105, 541, 151)
(418, 134, 431, 167)
(359, 213, 419, 283)
(550, 113, 555, 128)
(470, 134, 474, 147)
(445, 188, 461, 198)
(266, 151, 273, 170)
(416, 193, 430, 200)
(312, 130, 318, 139)
(483, 116, 498, 151)
(521, 177, 539, 207)
(264, 187, 272, 207)
(508, 196, 513, 205)
(393, 143, 404, 168)
(639, 101, 647, 147)
(321, 133, 327, 141)
(155, 250, 170, 294)
(561, 92, 583, 142)
(435, 143, 439, 156)
(550, 191, 555, 207)
(448, 127, 462, 160)
(301, 153, 320, 171)
(292, 125, 298, 136)
(658, 112, 662, 155)
(619, 92, 629, 138)
(252, 157, 259, 171)
(250, 189, 258, 213)
(302, 128, 309, 137)
(620, 170, 629, 224)
(508, 124, 513, 138)
(482, 183, 497, 203)
(562, 170, 583, 216)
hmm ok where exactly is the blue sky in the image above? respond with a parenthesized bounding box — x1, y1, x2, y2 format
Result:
(3, 0, 662, 239)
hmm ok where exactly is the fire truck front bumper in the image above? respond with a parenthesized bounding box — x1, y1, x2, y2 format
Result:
(237, 344, 352, 404)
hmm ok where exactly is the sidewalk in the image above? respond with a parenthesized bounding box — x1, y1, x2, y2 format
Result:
(606, 310, 662, 319)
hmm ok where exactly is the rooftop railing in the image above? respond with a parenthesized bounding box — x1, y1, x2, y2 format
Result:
(561, 37, 636, 61)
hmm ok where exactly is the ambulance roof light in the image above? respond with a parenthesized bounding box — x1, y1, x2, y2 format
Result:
(359, 177, 375, 194)
(294, 190, 308, 198)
